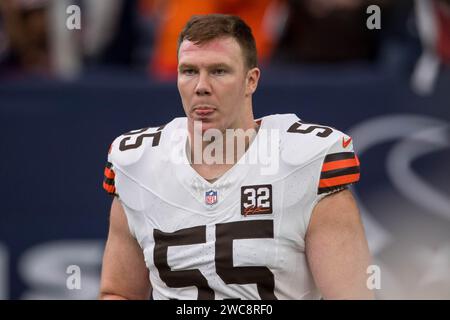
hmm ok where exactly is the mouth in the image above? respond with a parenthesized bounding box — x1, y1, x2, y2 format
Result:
(193, 106, 215, 118)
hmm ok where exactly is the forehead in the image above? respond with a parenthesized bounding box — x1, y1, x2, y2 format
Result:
(178, 37, 244, 66)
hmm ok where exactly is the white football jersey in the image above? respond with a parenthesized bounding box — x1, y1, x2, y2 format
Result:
(102, 114, 360, 300)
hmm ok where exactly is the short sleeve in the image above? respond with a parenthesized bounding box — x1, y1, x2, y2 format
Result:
(102, 161, 117, 196)
(102, 142, 117, 196)
(317, 134, 360, 196)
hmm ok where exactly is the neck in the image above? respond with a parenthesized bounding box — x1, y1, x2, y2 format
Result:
(187, 118, 259, 166)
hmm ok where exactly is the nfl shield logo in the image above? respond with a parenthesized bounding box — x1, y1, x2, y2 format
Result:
(205, 190, 218, 205)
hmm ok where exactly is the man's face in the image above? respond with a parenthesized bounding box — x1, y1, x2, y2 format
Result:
(177, 37, 254, 134)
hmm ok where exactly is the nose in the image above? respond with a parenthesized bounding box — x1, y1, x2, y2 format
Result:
(195, 72, 212, 96)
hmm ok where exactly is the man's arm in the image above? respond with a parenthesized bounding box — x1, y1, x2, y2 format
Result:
(99, 197, 151, 300)
(305, 189, 374, 299)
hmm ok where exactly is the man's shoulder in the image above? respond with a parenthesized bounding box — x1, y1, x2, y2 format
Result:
(266, 113, 353, 167)
(108, 117, 186, 168)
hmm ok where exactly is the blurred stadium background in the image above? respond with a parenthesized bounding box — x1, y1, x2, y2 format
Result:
(0, 0, 449, 299)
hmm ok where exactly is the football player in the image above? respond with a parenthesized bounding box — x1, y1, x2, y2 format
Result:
(99, 14, 374, 300)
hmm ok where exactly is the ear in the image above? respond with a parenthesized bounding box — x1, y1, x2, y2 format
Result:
(245, 67, 260, 96)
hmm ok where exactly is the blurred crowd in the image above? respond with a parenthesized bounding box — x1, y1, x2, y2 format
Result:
(0, 0, 449, 84)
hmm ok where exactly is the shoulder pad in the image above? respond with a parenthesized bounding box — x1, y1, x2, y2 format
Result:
(109, 125, 166, 168)
(280, 116, 352, 167)
(108, 117, 188, 168)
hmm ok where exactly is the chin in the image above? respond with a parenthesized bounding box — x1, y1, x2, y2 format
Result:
(199, 121, 221, 134)
(189, 116, 226, 134)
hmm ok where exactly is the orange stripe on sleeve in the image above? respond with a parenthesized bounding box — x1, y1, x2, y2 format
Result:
(322, 157, 359, 172)
(103, 181, 115, 194)
(104, 167, 115, 179)
(319, 173, 360, 188)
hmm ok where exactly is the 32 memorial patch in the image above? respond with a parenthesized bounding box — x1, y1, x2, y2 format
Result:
(241, 184, 273, 216)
